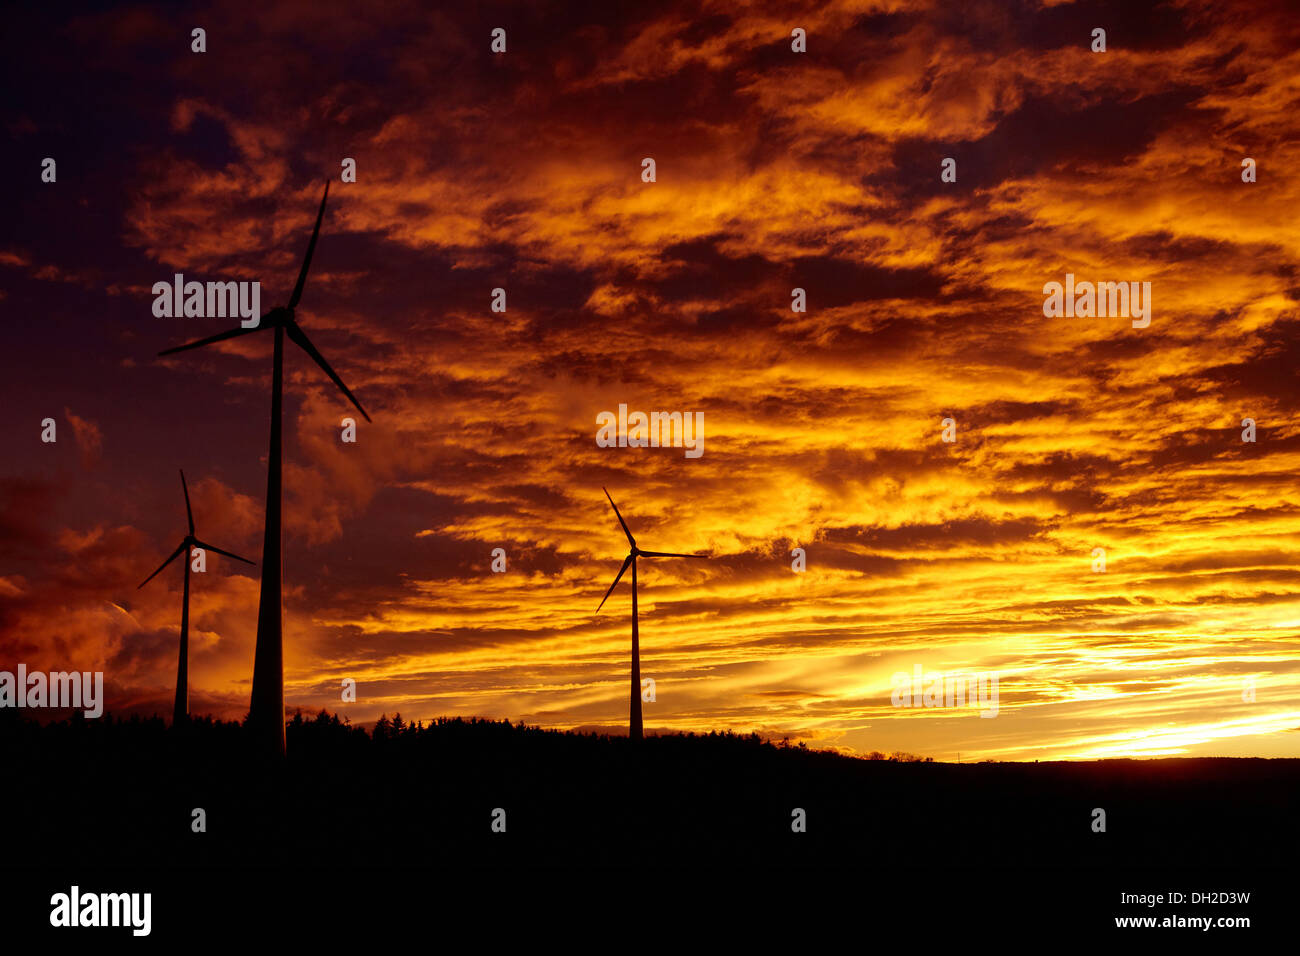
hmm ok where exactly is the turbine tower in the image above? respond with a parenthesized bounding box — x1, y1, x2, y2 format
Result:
(595, 487, 707, 740)
(138, 469, 254, 725)
(157, 182, 370, 756)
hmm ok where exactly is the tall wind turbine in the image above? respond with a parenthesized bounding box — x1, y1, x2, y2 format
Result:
(595, 487, 707, 741)
(157, 181, 370, 756)
(138, 469, 254, 725)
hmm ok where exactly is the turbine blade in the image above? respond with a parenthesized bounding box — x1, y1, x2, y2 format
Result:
(288, 181, 329, 309)
(285, 321, 372, 422)
(638, 550, 708, 559)
(157, 323, 263, 357)
(603, 487, 636, 548)
(596, 553, 634, 612)
(180, 469, 194, 534)
(137, 541, 187, 589)
(192, 539, 256, 566)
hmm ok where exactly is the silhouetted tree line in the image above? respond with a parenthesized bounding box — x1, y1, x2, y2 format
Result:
(0, 705, 939, 763)
(2, 705, 939, 773)
(2, 704, 1294, 871)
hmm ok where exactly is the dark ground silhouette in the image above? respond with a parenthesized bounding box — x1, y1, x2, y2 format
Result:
(2, 707, 1296, 870)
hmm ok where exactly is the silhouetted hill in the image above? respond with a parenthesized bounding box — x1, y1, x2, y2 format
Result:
(2, 708, 1296, 872)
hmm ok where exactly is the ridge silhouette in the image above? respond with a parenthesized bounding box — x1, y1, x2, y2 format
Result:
(2, 708, 1296, 870)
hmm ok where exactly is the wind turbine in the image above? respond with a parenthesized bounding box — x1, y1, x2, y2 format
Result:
(157, 181, 370, 756)
(595, 487, 707, 741)
(138, 469, 254, 725)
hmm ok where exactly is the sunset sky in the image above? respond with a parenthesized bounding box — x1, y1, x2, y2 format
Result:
(3, 0, 1299, 761)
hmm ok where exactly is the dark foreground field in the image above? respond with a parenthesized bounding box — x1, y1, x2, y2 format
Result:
(2, 709, 1296, 868)
(2, 710, 1295, 939)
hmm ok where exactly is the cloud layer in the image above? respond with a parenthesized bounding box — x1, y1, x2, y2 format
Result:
(2, 0, 1298, 759)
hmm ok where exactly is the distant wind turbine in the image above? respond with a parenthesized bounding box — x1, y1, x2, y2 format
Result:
(595, 487, 707, 741)
(138, 469, 254, 725)
(158, 181, 370, 756)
